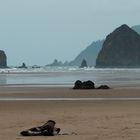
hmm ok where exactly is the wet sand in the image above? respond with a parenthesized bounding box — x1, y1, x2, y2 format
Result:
(1, 87, 140, 140)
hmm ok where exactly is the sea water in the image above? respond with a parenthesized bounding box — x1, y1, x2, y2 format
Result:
(0, 66, 140, 88)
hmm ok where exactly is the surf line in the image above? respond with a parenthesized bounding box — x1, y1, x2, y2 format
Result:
(1, 97, 140, 101)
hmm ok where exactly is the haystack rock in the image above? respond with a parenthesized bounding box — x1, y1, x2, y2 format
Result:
(96, 24, 140, 68)
(0, 50, 7, 68)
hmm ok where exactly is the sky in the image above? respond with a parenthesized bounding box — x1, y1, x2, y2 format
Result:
(0, 0, 140, 66)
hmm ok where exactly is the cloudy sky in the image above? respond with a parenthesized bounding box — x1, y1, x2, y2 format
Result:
(0, 0, 140, 66)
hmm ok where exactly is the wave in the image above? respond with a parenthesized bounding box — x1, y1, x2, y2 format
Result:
(1, 66, 140, 74)
(0, 66, 140, 87)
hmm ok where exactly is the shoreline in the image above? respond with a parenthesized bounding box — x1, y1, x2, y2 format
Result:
(1, 97, 140, 101)
(1, 86, 140, 98)
(1, 81, 140, 89)
(1, 68, 140, 89)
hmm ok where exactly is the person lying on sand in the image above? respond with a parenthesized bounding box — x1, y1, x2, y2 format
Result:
(20, 120, 60, 136)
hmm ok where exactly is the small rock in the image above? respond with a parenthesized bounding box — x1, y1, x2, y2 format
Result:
(97, 85, 110, 89)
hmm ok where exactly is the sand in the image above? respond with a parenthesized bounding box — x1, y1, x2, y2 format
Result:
(1, 87, 140, 140)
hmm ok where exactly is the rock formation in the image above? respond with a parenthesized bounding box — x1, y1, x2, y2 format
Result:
(73, 80, 95, 89)
(18, 62, 27, 68)
(96, 24, 140, 68)
(132, 25, 140, 35)
(47, 59, 63, 66)
(0, 50, 7, 68)
(73, 80, 110, 90)
(80, 59, 88, 68)
(69, 40, 103, 66)
(97, 85, 110, 89)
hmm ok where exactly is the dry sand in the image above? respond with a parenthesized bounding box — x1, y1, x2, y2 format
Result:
(0, 87, 140, 140)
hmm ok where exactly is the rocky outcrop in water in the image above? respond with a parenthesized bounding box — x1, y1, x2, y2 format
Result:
(96, 24, 140, 68)
(47, 59, 63, 66)
(80, 59, 88, 68)
(0, 50, 7, 68)
(18, 62, 27, 68)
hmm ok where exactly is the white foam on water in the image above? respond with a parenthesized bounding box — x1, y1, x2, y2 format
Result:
(0, 67, 140, 88)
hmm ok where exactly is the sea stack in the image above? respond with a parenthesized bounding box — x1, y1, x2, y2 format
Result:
(0, 50, 7, 68)
(80, 59, 88, 68)
(96, 24, 140, 68)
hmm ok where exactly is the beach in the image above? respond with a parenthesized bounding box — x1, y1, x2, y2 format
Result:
(0, 87, 140, 140)
(1, 0, 140, 139)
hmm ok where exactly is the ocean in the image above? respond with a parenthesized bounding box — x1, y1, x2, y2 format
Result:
(0, 66, 140, 88)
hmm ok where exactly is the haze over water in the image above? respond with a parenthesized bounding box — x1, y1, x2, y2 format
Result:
(0, 0, 140, 66)
(0, 67, 140, 88)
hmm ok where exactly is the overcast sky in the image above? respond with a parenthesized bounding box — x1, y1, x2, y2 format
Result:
(0, 0, 140, 66)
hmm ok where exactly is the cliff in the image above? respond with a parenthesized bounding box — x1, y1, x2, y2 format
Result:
(96, 24, 140, 68)
(132, 25, 140, 35)
(47, 59, 63, 66)
(69, 40, 103, 66)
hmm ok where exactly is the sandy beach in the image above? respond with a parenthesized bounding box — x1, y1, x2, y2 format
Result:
(1, 87, 140, 140)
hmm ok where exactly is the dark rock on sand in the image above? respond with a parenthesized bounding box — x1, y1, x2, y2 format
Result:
(73, 80, 95, 89)
(73, 80, 83, 89)
(97, 85, 110, 89)
(82, 80, 95, 89)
